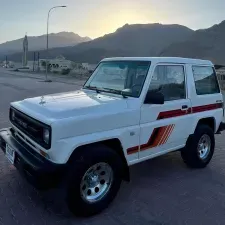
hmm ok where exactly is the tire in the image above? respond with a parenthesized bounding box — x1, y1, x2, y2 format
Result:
(66, 144, 123, 217)
(181, 124, 215, 168)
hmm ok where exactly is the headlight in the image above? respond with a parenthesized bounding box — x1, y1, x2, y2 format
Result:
(43, 128, 50, 144)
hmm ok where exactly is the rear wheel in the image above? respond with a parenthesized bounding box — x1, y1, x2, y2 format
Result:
(66, 144, 123, 217)
(181, 124, 215, 168)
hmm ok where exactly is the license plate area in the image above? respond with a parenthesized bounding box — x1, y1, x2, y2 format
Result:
(6, 144, 15, 164)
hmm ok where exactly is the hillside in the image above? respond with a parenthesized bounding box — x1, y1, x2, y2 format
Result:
(160, 20, 225, 64)
(5, 23, 193, 63)
(0, 32, 91, 55)
(70, 23, 194, 56)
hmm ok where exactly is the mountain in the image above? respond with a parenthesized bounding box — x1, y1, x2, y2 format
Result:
(0, 32, 91, 55)
(160, 20, 225, 64)
(4, 23, 193, 63)
(69, 23, 194, 56)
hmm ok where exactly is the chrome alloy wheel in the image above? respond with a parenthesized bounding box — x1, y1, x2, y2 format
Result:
(80, 162, 113, 203)
(198, 134, 211, 160)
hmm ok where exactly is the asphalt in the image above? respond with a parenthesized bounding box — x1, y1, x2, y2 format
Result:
(0, 69, 225, 225)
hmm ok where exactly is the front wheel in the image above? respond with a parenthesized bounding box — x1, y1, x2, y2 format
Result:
(66, 144, 123, 217)
(181, 124, 215, 168)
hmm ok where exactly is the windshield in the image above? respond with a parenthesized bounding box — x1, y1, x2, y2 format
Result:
(84, 61, 151, 97)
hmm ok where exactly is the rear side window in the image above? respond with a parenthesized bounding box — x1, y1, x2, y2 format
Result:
(192, 66, 220, 95)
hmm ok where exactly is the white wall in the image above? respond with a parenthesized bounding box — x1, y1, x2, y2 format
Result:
(39, 59, 73, 72)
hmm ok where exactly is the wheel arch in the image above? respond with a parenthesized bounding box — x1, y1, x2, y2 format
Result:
(185, 117, 216, 147)
(68, 138, 130, 182)
(195, 117, 216, 133)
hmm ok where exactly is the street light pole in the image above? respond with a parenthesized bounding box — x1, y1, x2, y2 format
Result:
(45, 5, 66, 82)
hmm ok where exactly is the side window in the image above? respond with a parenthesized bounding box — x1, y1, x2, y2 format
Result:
(149, 65, 186, 101)
(193, 66, 220, 95)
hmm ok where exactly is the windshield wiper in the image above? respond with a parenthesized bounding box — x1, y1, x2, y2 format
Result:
(84, 85, 101, 93)
(84, 86, 128, 98)
(101, 88, 128, 98)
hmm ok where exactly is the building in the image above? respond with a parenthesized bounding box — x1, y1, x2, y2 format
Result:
(1, 60, 15, 68)
(82, 63, 97, 72)
(39, 56, 73, 73)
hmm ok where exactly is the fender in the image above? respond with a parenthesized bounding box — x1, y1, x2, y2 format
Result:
(49, 125, 140, 164)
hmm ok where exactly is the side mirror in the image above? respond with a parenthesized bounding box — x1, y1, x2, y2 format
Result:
(144, 91, 164, 104)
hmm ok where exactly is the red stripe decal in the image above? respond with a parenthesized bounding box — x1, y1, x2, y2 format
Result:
(158, 103, 222, 120)
(127, 146, 139, 155)
(127, 125, 174, 155)
(192, 103, 223, 113)
(127, 103, 223, 155)
(160, 125, 173, 145)
(164, 124, 175, 144)
(158, 109, 187, 120)
(140, 126, 168, 151)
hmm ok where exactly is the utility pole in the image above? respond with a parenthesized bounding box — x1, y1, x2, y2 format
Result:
(37, 52, 40, 71)
(33, 52, 36, 71)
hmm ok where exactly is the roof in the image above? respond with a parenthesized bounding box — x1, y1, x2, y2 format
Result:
(102, 57, 213, 65)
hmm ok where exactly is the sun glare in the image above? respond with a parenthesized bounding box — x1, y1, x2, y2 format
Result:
(85, 9, 156, 38)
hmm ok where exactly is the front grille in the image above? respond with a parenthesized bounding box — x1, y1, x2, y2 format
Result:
(10, 107, 51, 149)
(15, 130, 37, 149)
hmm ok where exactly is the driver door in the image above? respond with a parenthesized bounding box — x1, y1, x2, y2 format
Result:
(139, 64, 192, 160)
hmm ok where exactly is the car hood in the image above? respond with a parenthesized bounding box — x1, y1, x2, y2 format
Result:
(11, 90, 128, 123)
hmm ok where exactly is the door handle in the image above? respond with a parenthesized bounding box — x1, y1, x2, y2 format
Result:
(181, 105, 189, 111)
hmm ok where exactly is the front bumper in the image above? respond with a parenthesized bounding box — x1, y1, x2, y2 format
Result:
(0, 128, 66, 189)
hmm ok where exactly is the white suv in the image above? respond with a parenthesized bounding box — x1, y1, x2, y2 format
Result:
(0, 57, 225, 217)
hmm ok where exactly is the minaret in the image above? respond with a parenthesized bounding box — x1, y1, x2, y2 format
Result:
(22, 34, 28, 67)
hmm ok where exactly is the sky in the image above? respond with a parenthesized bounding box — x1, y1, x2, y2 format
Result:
(0, 0, 225, 44)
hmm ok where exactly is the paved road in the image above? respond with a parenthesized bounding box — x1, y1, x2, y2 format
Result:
(1, 71, 225, 225)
